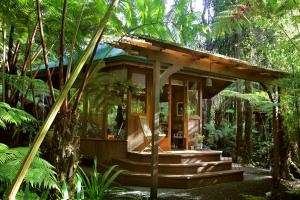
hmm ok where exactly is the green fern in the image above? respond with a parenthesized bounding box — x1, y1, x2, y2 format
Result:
(0, 102, 37, 129)
(0, 143, 58, 189)
(0, 72, 59, 101)
(84, 72, 137, 115)
(221, 90, 273, 114)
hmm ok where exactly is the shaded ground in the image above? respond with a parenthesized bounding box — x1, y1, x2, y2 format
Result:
(110, 167, 272, 200)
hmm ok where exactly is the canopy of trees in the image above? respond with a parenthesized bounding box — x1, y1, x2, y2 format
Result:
(1, 0, 300, 199)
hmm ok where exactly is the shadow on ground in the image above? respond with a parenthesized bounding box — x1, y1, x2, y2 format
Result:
(110, 167, 272, 200)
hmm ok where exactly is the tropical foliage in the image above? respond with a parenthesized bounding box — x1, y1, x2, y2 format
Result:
(77, 160, 126, 200)
(0, 143, 57, 198)
(0, 102, 36, 129)
(1, 0, 300, 199)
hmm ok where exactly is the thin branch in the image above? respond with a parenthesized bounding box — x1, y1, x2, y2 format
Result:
(21, 23, 38, 76)
(71, 32, 103, 114)
(11, 40, 20, 74)
(36, 0, 56, 102)
(2, 18, 6, 102)
(7, 25, 14, 71)
(58, 0, 68, 90)
(58, 0, 68, 112)
(66, 4, 85, 81)
(7, 0, 119, 198)
(278, 23, 300, 52)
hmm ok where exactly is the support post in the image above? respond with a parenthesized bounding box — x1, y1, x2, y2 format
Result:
(151, 60, 160, 199)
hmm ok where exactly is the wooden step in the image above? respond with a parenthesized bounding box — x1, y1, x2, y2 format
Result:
(115, 169, 244, 189)
(127, 150, 222, 164)
(113, 158, 232, 174)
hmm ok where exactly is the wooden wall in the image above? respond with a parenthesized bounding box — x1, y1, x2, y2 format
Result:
(80, 138, 127, 163)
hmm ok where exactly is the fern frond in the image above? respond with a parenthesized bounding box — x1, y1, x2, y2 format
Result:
(0, 144, 58, 189)
(0, 102, 37, 129)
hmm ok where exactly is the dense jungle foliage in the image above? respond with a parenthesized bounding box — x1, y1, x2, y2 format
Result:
(1, 0, 300, 199)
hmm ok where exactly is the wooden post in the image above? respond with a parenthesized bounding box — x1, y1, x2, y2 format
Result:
(168, 78, 172, 150)
(183, 80, 188, 149)
(151, 60, 160, 199)
(198, 80, 203, 135)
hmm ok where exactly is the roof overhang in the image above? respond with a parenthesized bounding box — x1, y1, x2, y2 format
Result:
(109, 35, 287, 84)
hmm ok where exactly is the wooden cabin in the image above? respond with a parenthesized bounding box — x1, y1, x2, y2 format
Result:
(79, 36, 285, 188)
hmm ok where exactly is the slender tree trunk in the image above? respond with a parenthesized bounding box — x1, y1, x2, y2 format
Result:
(244, 81, 253, 163)
(262, 85, 290, 196)
(7, 0, 119, 198)
(295, 99, 300, 160)
(236, 80, 243, 162)
(2, 18, 7, 102)
(7, 25, 14, 70)
(36, 0, 56, 102)
(50, 31, 104, 186)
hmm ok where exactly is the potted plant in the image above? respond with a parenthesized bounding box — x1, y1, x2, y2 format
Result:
(195, 134, 205, 149)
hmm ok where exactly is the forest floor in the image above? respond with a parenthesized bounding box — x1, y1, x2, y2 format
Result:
(111, 167, 272, 200)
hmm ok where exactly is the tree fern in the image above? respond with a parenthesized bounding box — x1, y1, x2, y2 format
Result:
(0, 102, 37, 129)
(84, 72, 137, 115)
(0, 72, 58, 99)
(221, 89, 273, 115)
(0, 143, 58, 189)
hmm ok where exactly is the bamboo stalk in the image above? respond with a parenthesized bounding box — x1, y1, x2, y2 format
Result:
(6, 0, 119, 199)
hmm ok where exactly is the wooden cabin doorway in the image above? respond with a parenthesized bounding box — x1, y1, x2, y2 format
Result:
(170, 79, 185, 150)
(162, 78, 202, 151)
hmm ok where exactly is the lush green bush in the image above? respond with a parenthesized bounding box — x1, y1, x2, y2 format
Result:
(60, 159, 128, 200)
(0, 143, 57, 198)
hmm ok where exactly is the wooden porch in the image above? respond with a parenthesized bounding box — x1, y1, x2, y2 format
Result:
(79, 36, 285, 191)
(80, 139, 243, 188)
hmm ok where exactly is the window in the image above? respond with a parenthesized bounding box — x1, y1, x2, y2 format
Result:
(131, 73, 146, 113)
(188, 81, 199, 116)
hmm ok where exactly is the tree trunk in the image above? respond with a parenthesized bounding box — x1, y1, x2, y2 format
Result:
(49, 111, 80, 184)
(235, 80, 243, 162)
(7, 0, 119, 198)
(244, 81, 253, 163)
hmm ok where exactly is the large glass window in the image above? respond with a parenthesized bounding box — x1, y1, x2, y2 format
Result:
(131, 73, 146, 113)
(159, 84, 169, 136)
(188, 81, 199, 116)
(83, 69, 128, 140)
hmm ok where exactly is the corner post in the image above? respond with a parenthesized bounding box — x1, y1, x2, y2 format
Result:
(151, 60, 160, 199)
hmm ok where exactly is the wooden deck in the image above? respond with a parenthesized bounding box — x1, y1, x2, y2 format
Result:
(99, 150, 243, 189)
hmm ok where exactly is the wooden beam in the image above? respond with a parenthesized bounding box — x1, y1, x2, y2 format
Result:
(160, 64, 183, 88)
(151, 60, 160, 200)
(116, 42, 278, 83)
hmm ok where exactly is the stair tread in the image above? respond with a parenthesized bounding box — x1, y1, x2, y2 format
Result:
(128, 150, 222, 157)
(114, 158, 232, 167)
(122, 169, 243, 179)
